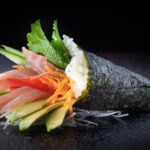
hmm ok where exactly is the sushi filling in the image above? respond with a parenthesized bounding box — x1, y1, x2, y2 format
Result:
(63, 35, 89, 98)
(0, 20, 89, 131)
(42, 35, 89, 113)
(0, 36, 89, 115)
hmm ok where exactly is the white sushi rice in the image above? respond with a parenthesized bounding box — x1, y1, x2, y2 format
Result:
(63, 35, 89, 98)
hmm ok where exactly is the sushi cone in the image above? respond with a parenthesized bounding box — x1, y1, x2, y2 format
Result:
(77, 51, 150, 112)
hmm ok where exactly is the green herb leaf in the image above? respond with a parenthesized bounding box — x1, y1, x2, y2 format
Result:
(27, 20, 71, 69)
(52, 20, 61, 41)
(27, 20, 47, 54)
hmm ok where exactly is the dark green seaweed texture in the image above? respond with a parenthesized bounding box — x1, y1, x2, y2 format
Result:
(76, 52, 150, 112)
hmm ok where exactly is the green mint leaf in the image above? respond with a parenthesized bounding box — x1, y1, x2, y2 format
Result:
(27, 20, 71, 69)
(27, 20, 47, 54)
(52, 20, 61, 41)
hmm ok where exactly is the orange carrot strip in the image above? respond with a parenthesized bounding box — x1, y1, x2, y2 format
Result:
(47, 77, 69, 104)
(12, 65, 25, 69)
(31, 72, 49, 80)
(45, 66, 66, 78)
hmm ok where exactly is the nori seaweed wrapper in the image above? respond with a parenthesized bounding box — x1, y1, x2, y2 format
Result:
(76, 51, 150, 112)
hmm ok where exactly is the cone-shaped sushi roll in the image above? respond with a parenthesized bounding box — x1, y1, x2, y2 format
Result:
(0, 20, 150, 132)
(78, 51, 150, 112)
(62, 35, 150, 112)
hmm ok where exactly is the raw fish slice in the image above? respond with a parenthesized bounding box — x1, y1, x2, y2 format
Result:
(0, 87, 32, 109)
(22, 47, 64, 74)
(0, 89, 49, 113)
(0, 68, 37, 80)
(0, 80, 11, 91)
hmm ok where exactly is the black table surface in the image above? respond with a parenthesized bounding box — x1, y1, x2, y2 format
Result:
(1, 51, 150, 150)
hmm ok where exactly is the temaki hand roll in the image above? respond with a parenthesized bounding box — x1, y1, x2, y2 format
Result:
(63, 35, 150, 112)
(77, 51, 150, 112)
(1, 20, 150, 132)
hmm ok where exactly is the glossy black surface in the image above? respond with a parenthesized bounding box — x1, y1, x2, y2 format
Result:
(1, 114, 150, 150)
(1, 52, 150, 150)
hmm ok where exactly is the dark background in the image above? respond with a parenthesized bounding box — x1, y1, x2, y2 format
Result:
(0, 7, 150, 53)
(1, 7, 150, 150)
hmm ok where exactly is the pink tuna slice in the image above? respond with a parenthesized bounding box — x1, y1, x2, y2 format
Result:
(0, 87, 33, 109)
(22, 47, 64, 74)
(0, 68, 37, 80)
(0, 88, 49, 113)
(0, 80, 12, 92)
(0, 68, 37, 92)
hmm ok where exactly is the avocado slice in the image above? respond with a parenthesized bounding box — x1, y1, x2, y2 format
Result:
(19, 101, 64, 131)
(9, 99, 48, 124)
(46, 105, 69, 132)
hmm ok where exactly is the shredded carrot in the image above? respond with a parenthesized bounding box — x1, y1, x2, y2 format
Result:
(9, 64, 76, 115)
(34, 66, 77, 115)
(47, 77, 69, 104)
(12, 65, 25, 69)
(31, 72, 49, 80)
(22, 65, 77, 116)
(45, 66, 66, 78)
(39, 76, 58, 89)
(64, 78, 76, 114)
